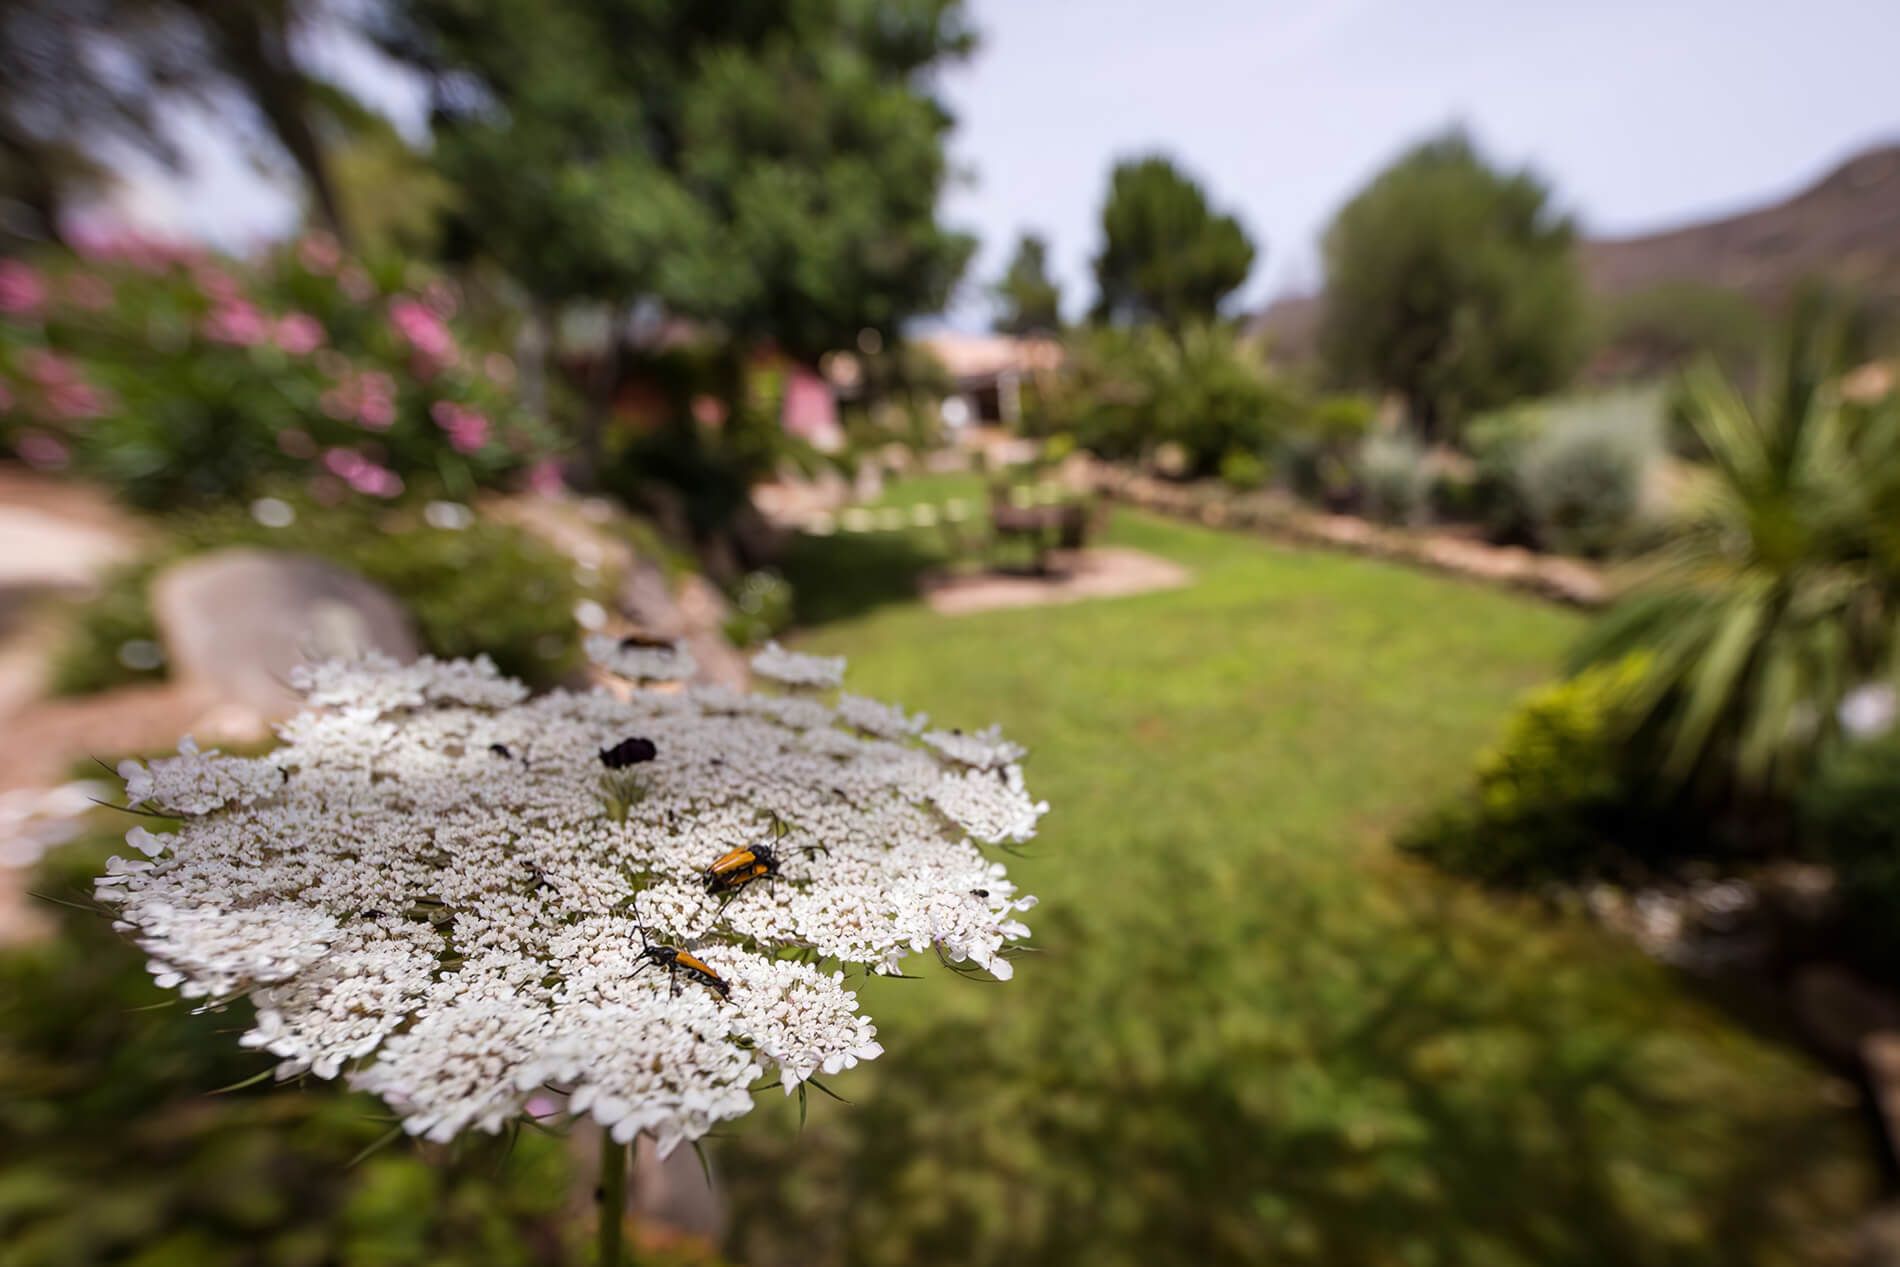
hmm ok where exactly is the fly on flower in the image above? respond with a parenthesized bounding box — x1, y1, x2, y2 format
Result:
(629, 895, 728, 1000)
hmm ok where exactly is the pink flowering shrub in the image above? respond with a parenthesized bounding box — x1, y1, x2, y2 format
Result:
(0, 236, 558, 508)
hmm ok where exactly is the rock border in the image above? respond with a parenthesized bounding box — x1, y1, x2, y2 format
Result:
(1085, 463, 1609, 609)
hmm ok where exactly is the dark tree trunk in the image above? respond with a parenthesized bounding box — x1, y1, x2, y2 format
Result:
(573, 317, 621, 492)
(195, 3, 350, 244)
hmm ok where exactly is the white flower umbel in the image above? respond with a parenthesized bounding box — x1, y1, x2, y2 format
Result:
(750, 640, 846, 690)
(922, 723, 1026, 770)
(584, 634, 697, 684)
(98, 652, 1042, 1156)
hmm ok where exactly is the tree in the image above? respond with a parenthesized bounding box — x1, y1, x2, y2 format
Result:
(0, 0, 365, 247)
(1090, 155, 1255, 331)
(993, 232, 1061, 334)
(383, 0, 976, 475)
(1319, 130, 1584, 440)
(169, 0, 354, 241)
(0, 0, 201, 246)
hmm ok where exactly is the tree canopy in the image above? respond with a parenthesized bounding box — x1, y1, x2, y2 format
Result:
(1319, 130, 1584, 439)
(385, 0, 976, 364)
(1090, 155, 1255, 331)
(993, 232, 1062, 334)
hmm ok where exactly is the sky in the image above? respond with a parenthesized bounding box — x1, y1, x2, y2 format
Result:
(114, 0, 1900, 329)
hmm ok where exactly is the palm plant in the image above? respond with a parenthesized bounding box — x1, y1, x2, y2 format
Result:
(1573, 298, 1900, 801)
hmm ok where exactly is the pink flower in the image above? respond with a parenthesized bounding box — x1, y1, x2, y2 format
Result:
(449, 415, 489, 453)
(273, 313, 325, 356)
(15, 430, 70, 470)
(356, 371, 397, 430)
(339, 266, 374, 302)
(0, 261, 47, 318)
(23, 350, 76, 386)
(389, 297, 457, 372)
(421, 279, 459, 319)
(526, 458, 565, 496)
(192, 265, 244, 303)
(64, 274, 113, 312)
(691, 394, 728, 427)
(18, 349, 110, 417)
(359, 395, 396, 430)
(203, 298, 269, 346)
(296, 232, 342, 275)
(68, 226, 195, 272)
(323, 446, 403, 494)
(45, 377, 111, 420)
(429, 399, 490, 454)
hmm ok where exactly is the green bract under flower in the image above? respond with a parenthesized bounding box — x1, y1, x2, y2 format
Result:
(96, 651, 1042, 1155)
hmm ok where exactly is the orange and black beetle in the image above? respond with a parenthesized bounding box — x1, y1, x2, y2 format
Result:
(702, 840, 783, 896)
(630, 896, 728, 999)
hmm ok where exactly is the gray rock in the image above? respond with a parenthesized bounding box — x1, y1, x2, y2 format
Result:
(152, 548, 418, 718)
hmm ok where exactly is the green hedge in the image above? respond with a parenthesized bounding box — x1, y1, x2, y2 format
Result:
(1399, 655, 1680, 885)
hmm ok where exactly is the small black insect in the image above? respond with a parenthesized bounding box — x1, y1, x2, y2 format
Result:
(599, 736, 658, 769)
(489, 743, 514, 759)
(627, 895, 727, 999)
(618, 631, 675, 650)
(970, 889, 990, 899)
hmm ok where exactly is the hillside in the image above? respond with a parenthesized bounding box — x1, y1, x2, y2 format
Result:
(1252, 142, 1900, 362)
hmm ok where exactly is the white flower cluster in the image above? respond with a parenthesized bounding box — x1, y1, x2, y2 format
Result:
(922, 724, 1026, 770)
(98, 652, 1042, 1156)
(583, 634, 697, 683)
(751, 640, 847, 690)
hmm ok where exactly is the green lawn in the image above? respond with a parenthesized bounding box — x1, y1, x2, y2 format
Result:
(725, 494, 1872, 1267)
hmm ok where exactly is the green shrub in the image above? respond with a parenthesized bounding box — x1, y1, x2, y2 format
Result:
(1051, 324, 1291, 477)
(1280, 393, 1372, 508)
(1800, 727, 1900, 971)
(1516, 389, 1660, 556)
(1218, 448, 1269, 491)
(53, 498, 593, 695)
(1462, 405, 1543, 542)
(1305, 393, 1376, 441)
(0, 241, 557, 509)
(725, 569, 796, 647)
(1356, 432, 1430, 524)
(1400, 655, 1675, 884)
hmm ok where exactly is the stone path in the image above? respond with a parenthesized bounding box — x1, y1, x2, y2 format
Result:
(0, 470, 151, 940)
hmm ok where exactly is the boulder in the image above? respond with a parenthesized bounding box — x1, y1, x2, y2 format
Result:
(151, 548, 418, 719)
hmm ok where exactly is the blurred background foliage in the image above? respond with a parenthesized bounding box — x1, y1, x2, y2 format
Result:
(1, 0, 1899, 1261)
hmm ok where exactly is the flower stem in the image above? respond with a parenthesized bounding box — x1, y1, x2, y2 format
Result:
(599, 1130, 628, 1267)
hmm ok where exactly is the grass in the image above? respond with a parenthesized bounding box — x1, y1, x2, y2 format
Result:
(726, 485, 1874, 1267)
